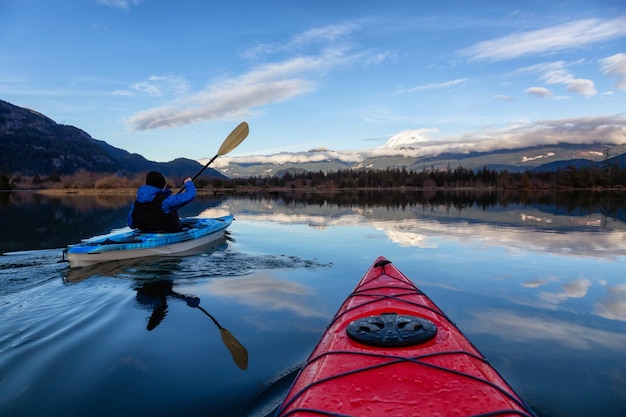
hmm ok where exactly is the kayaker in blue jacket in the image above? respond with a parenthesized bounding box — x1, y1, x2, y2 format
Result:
(128, 171, 196, 232)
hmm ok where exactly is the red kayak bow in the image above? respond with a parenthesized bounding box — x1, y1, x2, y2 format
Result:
(275, 256, 536, 417)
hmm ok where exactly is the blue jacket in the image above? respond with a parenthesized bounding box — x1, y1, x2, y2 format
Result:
(128, 182, 196, 229)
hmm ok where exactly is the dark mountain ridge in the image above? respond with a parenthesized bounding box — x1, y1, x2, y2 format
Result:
(0, 99, 225, 179)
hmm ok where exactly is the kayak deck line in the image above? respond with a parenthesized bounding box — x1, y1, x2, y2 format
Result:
(275, 257, 537, 417)
(279, 351, 533, 417)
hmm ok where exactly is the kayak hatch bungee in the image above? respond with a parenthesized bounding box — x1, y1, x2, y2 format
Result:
(275, 256, 537, 417)
(64, 214, 233, 268)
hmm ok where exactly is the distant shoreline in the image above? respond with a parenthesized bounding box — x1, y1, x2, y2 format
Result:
(20, 185, 626, 196)
(33, 188, 138, 195)
(22, 186, 476, 196)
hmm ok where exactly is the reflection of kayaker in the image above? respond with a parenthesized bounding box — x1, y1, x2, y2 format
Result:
(135, 280, 199, 331)
(134, 280, 248, 370)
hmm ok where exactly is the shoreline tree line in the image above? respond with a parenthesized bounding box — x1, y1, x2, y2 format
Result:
(2, 162, 626, 191)
(217, 163, 626, 190)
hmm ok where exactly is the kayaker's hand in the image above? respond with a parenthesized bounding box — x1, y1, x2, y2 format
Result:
(184, 177, 192, 184)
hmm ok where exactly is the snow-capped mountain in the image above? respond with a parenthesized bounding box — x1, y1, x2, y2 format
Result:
(378, 128, 440, 150)
(210, 142, 626, 178)
(207, 116, 626, 178)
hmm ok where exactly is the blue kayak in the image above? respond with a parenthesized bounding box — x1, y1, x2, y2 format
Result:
(65, 214, 233, 268)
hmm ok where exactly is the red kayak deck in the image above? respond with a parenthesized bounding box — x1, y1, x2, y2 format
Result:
(275, 257, 536, 417)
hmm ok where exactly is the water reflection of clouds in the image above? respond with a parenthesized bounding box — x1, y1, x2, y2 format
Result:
(519, 214, 553, 224)
(203, 274, 326, 318)
(519, 212, 605, 227)
(379, 220, 626, 260)
(596, 284, 626, 321)
(518, 277, 626, 322)
(383, 227, 437, 248)
(220, 206, 626, 322)
(198, 208, 234, 218)
(538, 278, 592, 305)
(521, 278, 550, 288)
(467, 310, 626, 350)
(229, 212, 626, 260)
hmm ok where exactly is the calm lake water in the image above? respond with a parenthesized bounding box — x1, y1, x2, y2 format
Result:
(1, 190, 625, 417)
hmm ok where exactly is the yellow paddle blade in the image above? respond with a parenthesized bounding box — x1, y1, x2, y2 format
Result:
(220, 328, 249, 370)
(217, 122, 249, 156)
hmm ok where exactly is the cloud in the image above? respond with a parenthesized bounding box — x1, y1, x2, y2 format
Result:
(290, 23, 359, 48)
(541, 68, 596, 96)
(211, 149, 363, 168)
(514, 61, 568, 74)
(126, 25, 363, 131)
(600, 53, 626, 91)
(395, 78, 468, 94)
(97, 0, 141, 9)
(517, 61, 596, 96)
(456, 115, 626, 152)
(127, 77, 314, 131)
(459, 17, 626, 61)
(215, 115, 626, 165)
(494, 94, 514, 102)
(365, 51, 397, 66)
(124, 54, 334, 131)
(241, 22, 359, 59)
(565, 78, 597, 96)
(526, 86, 552, 98)
(115, 74, 190, 98)
(112, 89, 134, 97)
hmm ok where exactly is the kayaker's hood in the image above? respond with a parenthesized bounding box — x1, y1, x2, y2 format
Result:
(135, 185, 172, 203)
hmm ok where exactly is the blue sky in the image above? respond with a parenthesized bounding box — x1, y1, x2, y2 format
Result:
(1, 0, 625, 165)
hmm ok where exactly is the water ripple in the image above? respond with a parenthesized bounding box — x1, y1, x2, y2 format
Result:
(0, 250, 67, 295)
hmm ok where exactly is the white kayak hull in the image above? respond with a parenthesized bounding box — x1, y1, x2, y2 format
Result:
(65, 215, 233, 268)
